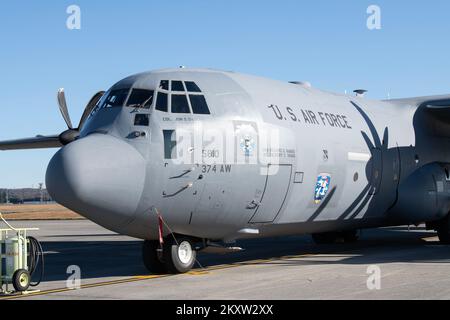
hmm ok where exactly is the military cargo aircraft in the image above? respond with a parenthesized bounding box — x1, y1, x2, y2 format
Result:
(1, 68, 449, 273)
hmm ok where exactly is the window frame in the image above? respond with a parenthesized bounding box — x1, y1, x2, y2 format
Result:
(185, 81, 202, 93)
(188, 94, 211, 115)
(153, 79, 211, 115)
(159, 80, 169, 91)
(102, 88, 131, 109)
(126, 88, 155, 109)
(134, 113, 150, 127)
(155, 91, 169, 112)
(170, 80, 186, 92)
(170, 93, 192, 114)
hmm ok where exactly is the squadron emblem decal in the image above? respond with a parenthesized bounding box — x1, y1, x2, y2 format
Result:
(235, 123, 257, 157)
(314, 174, 331, 204)
(240, 135, 256, 157)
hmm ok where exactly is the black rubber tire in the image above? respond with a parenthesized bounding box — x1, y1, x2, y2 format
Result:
(142, 240, 167, 274)
(163, 237, 196, 274)
(12, 269, 30, 292)
(437, 216, 450, 244)
(312, 232, 340, 244)
(342, 230, 359, 243)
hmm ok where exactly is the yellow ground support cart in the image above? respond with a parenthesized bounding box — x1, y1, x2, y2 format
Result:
(0, 213, 41, 295)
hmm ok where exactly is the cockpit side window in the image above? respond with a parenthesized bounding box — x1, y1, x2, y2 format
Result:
(134, 114, 150, 126)
(189, 95, 210, 114)
(126, 89, 154, 109)
(102, 89, 130, 108)
(156, 92, 168, 112)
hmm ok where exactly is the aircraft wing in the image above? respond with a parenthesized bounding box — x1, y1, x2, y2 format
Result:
(0, 135, 62, 151)
(388, 94, 450, 121)
(386, 94, 450, 107)
(423, 98, 450, 122)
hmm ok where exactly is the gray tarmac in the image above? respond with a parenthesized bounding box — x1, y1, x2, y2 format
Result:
(1, 220, 449, 300)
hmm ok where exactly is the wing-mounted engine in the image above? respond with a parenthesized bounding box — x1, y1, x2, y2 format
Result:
(386, 94, 450, 224)
(389, 162, 450, 224)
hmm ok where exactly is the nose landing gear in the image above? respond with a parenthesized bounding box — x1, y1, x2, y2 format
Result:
(436, 215, 450, 244)
(426, 214, 450, 244)
(163, 237, 197, 274)
(142, 240, 166, 274)
(142, 237, 197, 274)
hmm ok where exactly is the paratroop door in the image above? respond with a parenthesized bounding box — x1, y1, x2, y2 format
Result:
(249, 164, 292, 224)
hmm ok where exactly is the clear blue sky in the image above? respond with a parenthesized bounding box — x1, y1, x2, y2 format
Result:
(0, 1, 449, 188)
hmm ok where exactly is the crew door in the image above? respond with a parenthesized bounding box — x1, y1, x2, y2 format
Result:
(249, 164, 292, 224)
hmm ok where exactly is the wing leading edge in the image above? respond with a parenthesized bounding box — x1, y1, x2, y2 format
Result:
(424, 98, 450, 122)
(388, 94, 450, 121)
(0, 135, 62, 151)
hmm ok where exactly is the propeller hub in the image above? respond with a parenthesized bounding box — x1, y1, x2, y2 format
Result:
(56, 88, 104, 146)
(59, 129, 80, 145)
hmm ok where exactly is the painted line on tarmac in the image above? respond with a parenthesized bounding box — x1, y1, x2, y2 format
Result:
(3, 237, 437, 300)
(0, 275, 172, 300)
(0, 253, 320, 300)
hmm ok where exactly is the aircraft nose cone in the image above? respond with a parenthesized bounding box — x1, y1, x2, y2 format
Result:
(46, 134, 146, 231)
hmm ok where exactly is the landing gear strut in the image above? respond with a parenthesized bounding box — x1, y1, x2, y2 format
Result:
(142, 237, 197, 274)
(142, 240, 166, 274)
(312, 230, 360, 245)
(436, 215, 450, 244)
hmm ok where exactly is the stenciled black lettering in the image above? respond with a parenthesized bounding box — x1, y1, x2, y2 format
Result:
(301, 110, 311, 124)
(330, 114, 341, 128)
(318, 112, 326, 125)
(325, 113, 335, 126)
(308, 110, 320, 125)
(286, 107, 298, 122)
(268, 104, 283, 120)
(342, 116, 352, 129)
(336, 115, 347, 128)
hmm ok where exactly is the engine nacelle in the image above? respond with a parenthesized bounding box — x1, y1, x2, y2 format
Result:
(389, 163, 450, 224)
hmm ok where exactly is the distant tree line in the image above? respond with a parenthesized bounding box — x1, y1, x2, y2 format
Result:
(0, 188, 53, 204)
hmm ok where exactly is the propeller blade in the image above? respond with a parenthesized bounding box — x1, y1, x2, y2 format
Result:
(78, 91, 105, 130)
(57, 88, 74, 130)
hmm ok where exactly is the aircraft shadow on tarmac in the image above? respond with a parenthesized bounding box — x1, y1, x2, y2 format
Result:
(37, 228, 449, 283)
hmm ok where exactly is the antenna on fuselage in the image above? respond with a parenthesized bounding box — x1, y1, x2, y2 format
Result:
(289, 81, 312, 88)
(353, 89, 367, 98)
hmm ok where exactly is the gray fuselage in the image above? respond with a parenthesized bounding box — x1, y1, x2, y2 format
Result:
(45, 68, 450, 242)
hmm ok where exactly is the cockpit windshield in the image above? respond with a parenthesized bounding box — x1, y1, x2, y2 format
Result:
(101, 89, 129, 108)
(89, 79, 210, 121)
(91, 88, 154, 116)
(126, 89, 154, 109)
